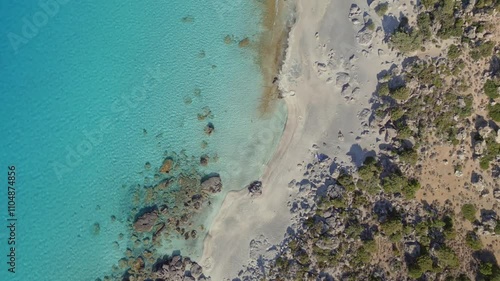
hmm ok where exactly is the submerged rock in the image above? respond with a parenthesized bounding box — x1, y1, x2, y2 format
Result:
(204, 123, 215, 135)
(201, 175, 222, 193)
(181, 15, 194, 23)
(224, 35, 233, 44)
(134, 210, 159, 233)
(200, 155, 209, 166)
(159, 158, 174, 173)
(239, 37, 250, 48)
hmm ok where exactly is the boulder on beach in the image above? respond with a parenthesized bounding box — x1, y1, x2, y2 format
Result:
(247, 181, 263, 196)
(201, 175, 222, 193)
(134, 210, 159, 233)
(336, 72, 350, 87)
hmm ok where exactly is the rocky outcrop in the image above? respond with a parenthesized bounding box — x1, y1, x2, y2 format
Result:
(133, 210, 159, 233)
(154, 255, 210, 281)
(201, 175, 222, 193)
(247, 181, 263, 196)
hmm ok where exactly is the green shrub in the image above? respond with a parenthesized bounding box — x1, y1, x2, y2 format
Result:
(346, 222, 364, 238)
(421, 0, 439, 8)
(399, 148, 418, 165)
(479, 137, 500, 170)
(391, 86, 411, 100)
(358, 157, 381, 182)
(484, 79, 499, 99)
(337, 172, 356, 191)
(397, 124, 413, 139)
(443, 216, 457, 239)
(437, 18, 463, 39)
(479, 262, 493, 276)
(447, 44, 461, 59)
(375, 3, 389, 16)
(417, 254, 434, 273)
(477, 41, 495, 58)
(465, 231, 483, 250)
(364, 239, 377, 253)
(352, 245, 372, 265)
(488, 103, 500, 122)
(382, 173, 406, 194)
(382, 217, 403, 236)
(480, 158, 490, 170)
(408, 264, 423, 278)
(402, 179, 421, 199)
(378, 82, 390, 96)
(391, 31, 423, 53)
(461, 204, 477, 222)
(366, 21, 376, 31)
(332, 197, 347, 209)
(391, 107, 405, 120)
(417, 12, 432, 39)
(471, 50, 481, 60)
(436, 247, 459, 269)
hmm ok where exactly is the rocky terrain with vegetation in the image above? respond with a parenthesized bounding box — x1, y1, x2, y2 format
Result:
(229, 0, 500, 280)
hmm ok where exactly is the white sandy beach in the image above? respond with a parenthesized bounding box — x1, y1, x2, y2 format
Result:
(201, 0, 410, 279)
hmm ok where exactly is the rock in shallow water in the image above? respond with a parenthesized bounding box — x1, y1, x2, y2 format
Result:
(133, 210, 158, 233)
(159, 158, 174, 173)
(201, 175, 222, 193)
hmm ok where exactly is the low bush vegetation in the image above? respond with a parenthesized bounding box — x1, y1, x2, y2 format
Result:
(484, 79, 499, 99)
(461, 204, 477, 222)
(375, 3, 389, 16)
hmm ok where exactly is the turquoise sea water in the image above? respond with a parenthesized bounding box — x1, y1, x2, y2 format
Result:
(0, 1, 286, 280)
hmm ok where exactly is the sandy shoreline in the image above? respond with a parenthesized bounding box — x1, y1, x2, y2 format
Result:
(201, 0, 396, 279)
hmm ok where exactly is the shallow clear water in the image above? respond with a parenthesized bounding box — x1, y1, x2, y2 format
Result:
(0, 1, 285, 280)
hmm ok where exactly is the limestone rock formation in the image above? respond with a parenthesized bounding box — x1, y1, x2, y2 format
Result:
(133, 210, 159, 233)
(201, 175, 222, 193)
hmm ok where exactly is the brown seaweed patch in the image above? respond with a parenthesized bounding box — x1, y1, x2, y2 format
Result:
(159, 157, 174, 174)
(255, 0, 290, 116)
(239, 37, 251, 48)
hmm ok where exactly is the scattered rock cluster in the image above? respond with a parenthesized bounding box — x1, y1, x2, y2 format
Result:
(154, 255, 210, 281)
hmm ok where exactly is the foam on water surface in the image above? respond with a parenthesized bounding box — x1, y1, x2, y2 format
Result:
(0, 1, 285, 280)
